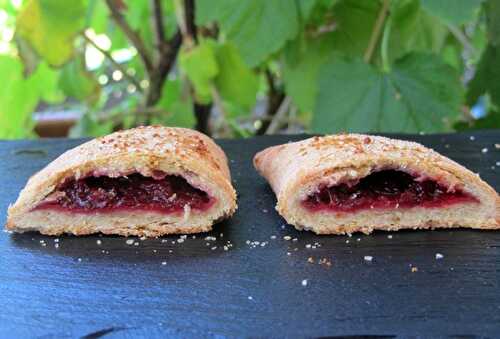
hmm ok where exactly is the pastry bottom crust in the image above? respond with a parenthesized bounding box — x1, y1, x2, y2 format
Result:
(287, 203, 499, 235)
(6, 208, 229, 237)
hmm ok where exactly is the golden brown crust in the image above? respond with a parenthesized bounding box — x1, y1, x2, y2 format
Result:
(254, 134, 499, 234)
(7, 126, 237, 236)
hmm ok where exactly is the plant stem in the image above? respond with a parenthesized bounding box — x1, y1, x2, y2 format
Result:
(175, 0, 213, 134)
(380, 14, 392, 72)
(447, 24, 478, 57)
(145, 30, 182, 106)
(363, 0, 391, 64)
(151, 0, 166, 49)
(82, 32, 143, 91)
(105, 0, 154, 74)
(257, 68, 285, 134)
(266, 96, 292, 134)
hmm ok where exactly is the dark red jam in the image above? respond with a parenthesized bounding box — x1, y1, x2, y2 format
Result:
(35, 173, 214, 214)
(302, 170, 477, 213)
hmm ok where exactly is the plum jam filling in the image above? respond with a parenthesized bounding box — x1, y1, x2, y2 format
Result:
(35, 173, 214, 214)
(302, 170, 477, 213)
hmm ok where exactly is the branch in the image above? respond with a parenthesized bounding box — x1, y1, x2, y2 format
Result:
(364, 0, 390, 64)
(105, 0, 154, 74)
(145, 30, 182, 105)
(174, 0, 195, 47)
(257, 69, 285, 134)
(447, 23, 478, 57)
(266, 96, 292, 134)
(82, 32, 143, 91)
(151, 0, 166, 49)
(184, 0, 197, 42)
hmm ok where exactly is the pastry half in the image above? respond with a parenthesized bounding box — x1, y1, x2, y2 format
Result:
(254, 134, 499, 235)
(7, 126, 237, 236)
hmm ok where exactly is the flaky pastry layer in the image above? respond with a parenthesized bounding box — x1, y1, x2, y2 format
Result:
(7, 126, 237, 236)
(254, 134, 499, 235)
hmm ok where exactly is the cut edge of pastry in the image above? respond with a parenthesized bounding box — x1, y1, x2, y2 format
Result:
(254, 134, 499, 235)
(6, 126, 237, 237)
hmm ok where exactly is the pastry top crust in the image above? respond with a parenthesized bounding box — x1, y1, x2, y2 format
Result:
(254, 134, 499, 213)
(8, 126, 236, 218)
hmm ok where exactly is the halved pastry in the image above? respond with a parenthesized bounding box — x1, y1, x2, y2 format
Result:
(254, 134, 499, 235)
(7, 126, 237, 236)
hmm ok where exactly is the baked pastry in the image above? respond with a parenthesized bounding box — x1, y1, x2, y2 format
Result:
(254, 134, 499, 235)
(7, 126, 237, 236)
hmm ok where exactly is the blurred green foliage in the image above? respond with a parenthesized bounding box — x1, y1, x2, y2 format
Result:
(0, 0, 498, 139)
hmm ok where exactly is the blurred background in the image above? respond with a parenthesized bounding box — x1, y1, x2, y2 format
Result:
(0, 0, 498, 139)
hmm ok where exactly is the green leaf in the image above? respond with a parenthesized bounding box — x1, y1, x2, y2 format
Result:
(283, 34, 337, 114)
(155, 79, 195, 128)
(0, 56, 40, 139)
(59, 58, 101, 105)
(124, 0, 153, 52)
(179, 39, 219, 104)
(283, 0, 383, 114)
(196, 0, 299, 66)
(485, 0, 500, 46)
(16, 0, 87, 66)
(87, 0, 109, 34)
(328, 0, 381, 57)
(296, 0, 320, 21)
(300, 0, 338, 27)
(440, 35, 463, 70)
(214, 42, 258, 110)
(31, 62, 64, 104)
(388, 0, 448, 61)
(313, 53, 463, 133)
(467, 44, 500, 107)
(420, 0, 483, 25)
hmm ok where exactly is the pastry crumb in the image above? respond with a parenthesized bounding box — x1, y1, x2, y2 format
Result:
(364, 256, 373, 262)
(301, 279, 308, 287)
(435, 253, 444, 259)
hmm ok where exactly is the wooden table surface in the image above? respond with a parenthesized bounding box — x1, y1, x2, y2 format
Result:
(1, 131, 499, 338)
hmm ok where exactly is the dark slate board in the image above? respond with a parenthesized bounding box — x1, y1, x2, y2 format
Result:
(1, 131, 499, 338)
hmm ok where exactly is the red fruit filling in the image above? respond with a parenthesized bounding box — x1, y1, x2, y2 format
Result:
(302, 170, 477, 213)
(35, 173, 214, 214)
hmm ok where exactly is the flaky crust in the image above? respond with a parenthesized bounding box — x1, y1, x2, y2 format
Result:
(254, 134, 499, 235)
(7, 126, 237, 236)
